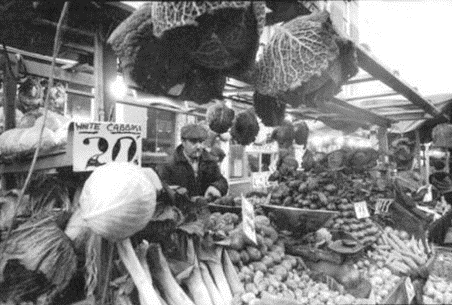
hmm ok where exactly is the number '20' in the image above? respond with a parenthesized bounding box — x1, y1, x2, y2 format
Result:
(83, 136, 139, 168)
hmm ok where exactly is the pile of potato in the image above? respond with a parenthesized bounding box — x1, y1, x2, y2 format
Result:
(353, 259, 401, 304)
(237, 247, 374, 305)
(423, 275, 452, 304)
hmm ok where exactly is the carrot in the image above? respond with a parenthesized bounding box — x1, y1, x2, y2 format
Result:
(399, 255, 419, 270)
(388, 232, 410, 253)
(399, 250, 425, 267)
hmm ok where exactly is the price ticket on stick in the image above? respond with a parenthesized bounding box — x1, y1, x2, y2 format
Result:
(241, 195, 257, 245)
(354, 201, 370, 219)
(405, 277, 415, 303)
(72, 122, 142, 172)
(251, 172, 268, 190)
(375, 198, 394, 214)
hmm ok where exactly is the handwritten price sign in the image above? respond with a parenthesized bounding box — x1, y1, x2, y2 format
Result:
(242, 196, 257, 245)
(72, 122, 142, 172)
(354, 201, 370, 219)
(375, 198, 394, 214)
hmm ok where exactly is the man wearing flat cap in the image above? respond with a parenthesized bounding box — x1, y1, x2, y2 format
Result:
(157, 123, 228, 198)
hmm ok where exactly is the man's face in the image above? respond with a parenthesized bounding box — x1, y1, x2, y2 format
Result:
(182, 138, 204, 159)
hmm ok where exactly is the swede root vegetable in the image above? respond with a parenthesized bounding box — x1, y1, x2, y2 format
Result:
(206, 246, 233, 304)
(222, 249, 245, 296)
(199, 262, 227, 305)
(147, 243, 196, 305)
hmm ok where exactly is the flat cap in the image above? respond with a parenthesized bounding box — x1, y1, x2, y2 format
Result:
(181, 123, 208, 141)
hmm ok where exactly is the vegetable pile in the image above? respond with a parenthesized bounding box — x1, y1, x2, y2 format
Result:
(267, 170, 392, 245)
(268, 169, 391, 210)
(366, 226, 428, 277)
(423, 274, 452, 304)
(108, 1, 266, 105)
(353, 258, 402, 304)
(234, 239, 371, 305)
(0, 216, 77, 304)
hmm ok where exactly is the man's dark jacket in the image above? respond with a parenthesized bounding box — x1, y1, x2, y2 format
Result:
(157, 144, 228, 197)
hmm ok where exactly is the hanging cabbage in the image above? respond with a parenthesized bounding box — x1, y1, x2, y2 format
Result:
(230, 109, 259, 146)
(253, 91, 286, 127)
(108, 1, 266, 105)
(253, 11, 358, 111)
(206, 100, 235, 134)
(294, 121, 309, 146)
(271, 120, 295, 148)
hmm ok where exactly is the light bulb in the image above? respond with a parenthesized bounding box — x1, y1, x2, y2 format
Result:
(111, 74, 127, 99)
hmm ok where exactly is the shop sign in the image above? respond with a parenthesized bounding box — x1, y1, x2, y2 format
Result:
(353, 201, 370, 219)
(405, 277, 415, 303)
(72, 121, 142, 172)
(245, 142, 278, 153)
(375, 198, 394, 214)
(241, 195, 257, 245)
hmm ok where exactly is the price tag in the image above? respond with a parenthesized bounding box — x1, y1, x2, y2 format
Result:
(241, 195, 257, 245)
(354, 201, 370, 219)
(265, 192, 272, 205)
(72, 122, 142, 172)
(405, 277, 415, 303)
(375, 198, 394, 214)
(251, 172, 267, 189)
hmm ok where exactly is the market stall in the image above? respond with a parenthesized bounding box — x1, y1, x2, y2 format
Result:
(1, 1, 452, 305)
